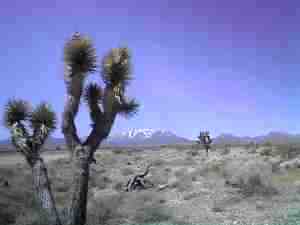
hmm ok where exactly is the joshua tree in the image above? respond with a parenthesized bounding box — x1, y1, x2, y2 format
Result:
(3, 100, 62, 225)
(197, 131, 213, 157)
(62, 32, 139, 225)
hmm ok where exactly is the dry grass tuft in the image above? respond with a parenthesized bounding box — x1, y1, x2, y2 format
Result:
(224, 159, 278, 197)
(120, 167, 135, 176)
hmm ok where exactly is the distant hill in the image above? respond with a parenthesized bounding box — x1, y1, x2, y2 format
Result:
(213, 131, 300, 145)
(2, 130, 300, 152)
(0, 129, 191, 151)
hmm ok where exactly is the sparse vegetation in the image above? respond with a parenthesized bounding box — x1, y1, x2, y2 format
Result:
(259, 147, 273, 156)
(220, 144, 231, 155)
(120, 167, 135, 176)
(224, 159, 278, 197)
(2, 144, 300, 225)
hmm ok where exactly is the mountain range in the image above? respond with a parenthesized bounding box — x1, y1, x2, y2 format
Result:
(0, 129, 190, 150)
(1, 129, 300, 151)
(212, 132, 300, 145)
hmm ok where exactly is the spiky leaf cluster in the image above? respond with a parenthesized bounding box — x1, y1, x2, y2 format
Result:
(64, 32, 97, 74)
(102, 47, 132, 87)
(118, 98, 139, 118)
(4, 99, 31, 128)
(197, 131, 212, 145)
(30, 103, 57, 133)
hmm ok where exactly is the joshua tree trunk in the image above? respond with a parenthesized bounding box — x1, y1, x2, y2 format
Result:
(67, 147, 91, 225)
(31, 157, 62, 225)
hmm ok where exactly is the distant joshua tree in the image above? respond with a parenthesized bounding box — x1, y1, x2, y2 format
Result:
(61, 32, 139, 225)
(3, 100, 62, 225)
(197, 131, 213, 157)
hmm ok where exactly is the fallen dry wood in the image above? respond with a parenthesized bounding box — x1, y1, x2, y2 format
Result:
(125, 164, 154, 192)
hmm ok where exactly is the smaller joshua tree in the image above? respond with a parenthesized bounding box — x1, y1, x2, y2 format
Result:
(3, 100, 61, 225)
(197, 131, 213, 157)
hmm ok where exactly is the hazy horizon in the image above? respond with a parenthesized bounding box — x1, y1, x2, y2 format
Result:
(1, 0, 300, 140)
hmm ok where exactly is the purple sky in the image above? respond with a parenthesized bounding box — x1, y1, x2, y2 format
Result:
(1, 0, 300, 139)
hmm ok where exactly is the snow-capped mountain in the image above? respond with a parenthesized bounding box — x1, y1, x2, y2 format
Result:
(102, 128, 191, 146)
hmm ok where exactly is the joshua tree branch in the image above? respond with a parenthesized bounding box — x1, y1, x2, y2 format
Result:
(62, 66, 84, 150)
(84, 87, 117, 151)
(10, 122, 32, 159)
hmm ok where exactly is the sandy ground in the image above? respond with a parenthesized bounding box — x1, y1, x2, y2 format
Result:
(1, 146, 300, 225)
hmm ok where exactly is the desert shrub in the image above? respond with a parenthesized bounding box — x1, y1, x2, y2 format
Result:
(268, 156, 283, 173)
(133, 205, 172, 224)
(263, 141, 273, 147)
(0, 203, 17, 225)
(160, 144, 168, 148)
(91, 166, 106, 175)
(164, 167, 172, 173)
(245, 142, 256, 150)
(183, 156, 196, 165)
(115, 190, 173, 224)
(14, 211, 52, 225)
(112, 149, 123, 154)
(195, 159, 225, 177)
(220, 147, 230, 155)
(54, 182, 69, 193)
(0, 167, 17, 178)
(134, 156, 143, 161)
(224, 159, 278, 197)
(96, 154, 118, 166)
(89, 175, 112, 190)
(148, 168, 168, 185)
(183, 191, 200, 201)
(287, 146, 300, 159)
(275, 144, 300, 160)
(259, 147, 273, 156)
(247, 147, 257, 154)
(87, 192, 125, 225)
(120, 167, 135, 176)
(174, 168, 187, 178)
(211, 200, 225, 212)
(54, 157, 70, 165)
(152, 158, 166, 167)
(189, 166, 208, 177)
(113, 181, 124, 191)
(186, 149, 199, 157)
(170, 175, 193, 192)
